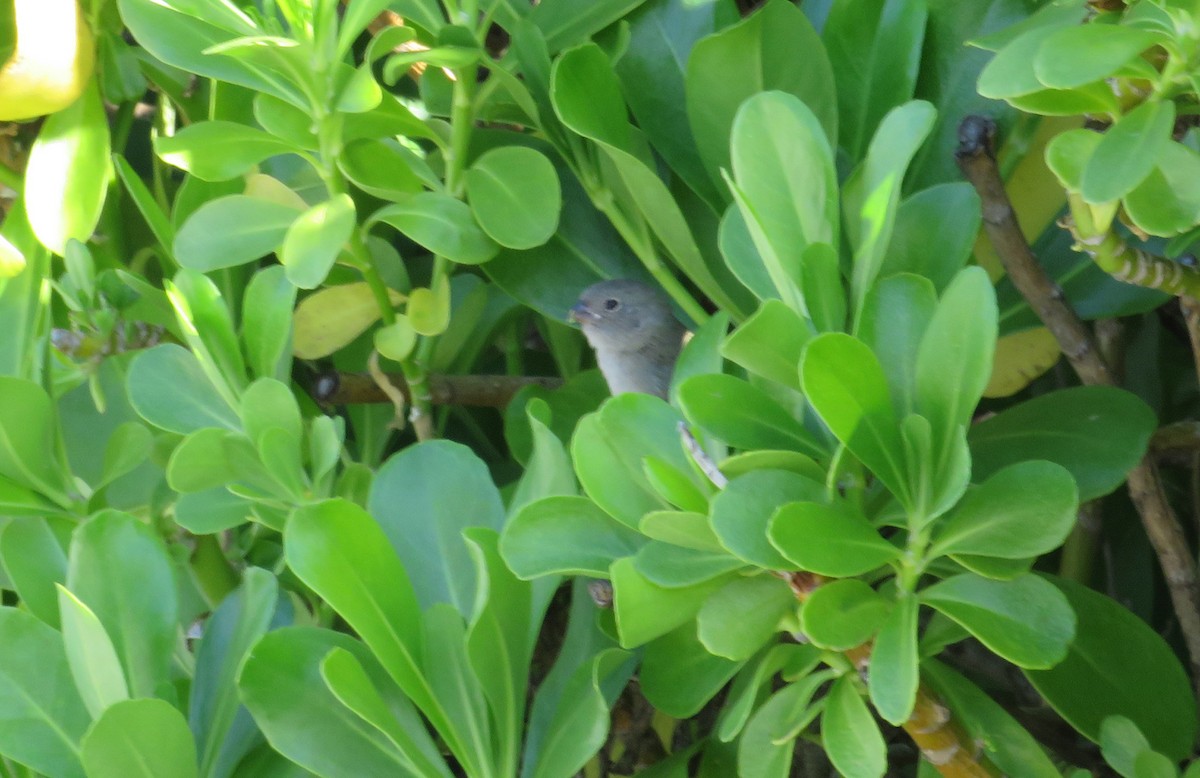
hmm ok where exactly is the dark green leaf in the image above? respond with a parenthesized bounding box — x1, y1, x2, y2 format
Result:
(721, 300, 811, 390)
(968, 386, 1155, 500)
(1025, 578, 1198, 759)
(641, 624, 743, 719)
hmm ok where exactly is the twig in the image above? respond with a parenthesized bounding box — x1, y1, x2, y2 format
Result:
(956, 115, 1200, 694)
(312, 371, 564, 407)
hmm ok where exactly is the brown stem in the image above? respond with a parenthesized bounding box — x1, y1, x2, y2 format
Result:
(312, 371, 564, 408)
(956, 115, 1200, 697)
(955, 117, 1112, 387)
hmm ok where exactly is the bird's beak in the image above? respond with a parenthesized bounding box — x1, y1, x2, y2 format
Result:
(568, 302, 596, 325)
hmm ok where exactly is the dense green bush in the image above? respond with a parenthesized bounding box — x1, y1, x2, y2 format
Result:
(1, 0, 1200, 776)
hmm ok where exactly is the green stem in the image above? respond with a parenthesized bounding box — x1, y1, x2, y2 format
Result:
(1066, 193, 1200, 298)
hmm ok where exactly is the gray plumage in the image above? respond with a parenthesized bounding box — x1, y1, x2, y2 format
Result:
(570, 279, 686, 399)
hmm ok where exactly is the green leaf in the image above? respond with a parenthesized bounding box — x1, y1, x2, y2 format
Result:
(611, 556, 730, 648)
(372, 194, 499, 264)
(844, 100, 937, 318)
(800, 333, 908, 503)
(0, 377, 74, 505)
(882, 184, 981, 292)
(800, 579, 889, 651)
(696, 574, 793, 660)
(25, 82, 110, 255)
(823, 674, 886, 778)
(860, 273, 936, 413)
(921, 573, 1074, 669)
(634, 542, 743, 587)
(1025, 578, 1198, 760)
(367, 440, 505, 616)
(823, 0, 927, 160)
(0, 517, 67, 627)
(550, 44, 750, 317)
(1101, 715, 1152, 778)
(318, 647, 453, 778)
(977, 23, 1063, 100)
(1033, 25, 1161, 90)
(726, 91, 838, 313)
(242, 266, 297, 381)
(769, 501, 901, 576)
(923, 660, 1064, 778)
(57, 585, 130, 719)
(930, 460, 1078, 560)
(240, 627, 442, 778)
(155, 120, 298, 181)
(67, 511, 178, 698)
(191, 568, 281, 778)
(0, 607, 90, 778)
(686, 0, 836, 193)
(340, 138, 425, 201)
(526, 645, 631, 778)
(678, 374, 824, 458)
(913, 266, 997, 488)
(129, 344, 240, 434)
(114, 155, 177, 263)
(709, 469, 824, 569)
(721, 299, 811, 390)
(736, 671, 829, 778)
(175, 195, 300, 271)
(718, 643, 822, 742)
(1081, 99, 1175, 205)
(80, 699, 198, 778)
(968, 386, 1155, 501)
(571, 394, 686, 527)
(465, 146, 561, 249)
(638, 510, 723, 553)
(868, 594, 919, 724)
(612, 0, 724, 208)
(641, 624, 743, 718)
(285, 499, 469, 764)
(528, 0, 648, 52)
(464, 528, 532, 776)
(280, 194, 356, 289)
(1124, 141, 1200, 237)
(169, 268, 248, 396)
(502, 495, 643, 579)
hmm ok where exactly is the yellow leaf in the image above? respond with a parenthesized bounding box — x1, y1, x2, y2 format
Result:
(293, 282, 404, 360)
(984, 327, 1061, 398)
(0, 0, 95, 121)
(244, 173, 308, 211)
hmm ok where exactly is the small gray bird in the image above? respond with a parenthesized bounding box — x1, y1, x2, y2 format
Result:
(570, 279, 686, 399)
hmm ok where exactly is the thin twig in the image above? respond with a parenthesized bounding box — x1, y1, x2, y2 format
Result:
(956, 115, 1200, 695)
(313, 371, 564, 408)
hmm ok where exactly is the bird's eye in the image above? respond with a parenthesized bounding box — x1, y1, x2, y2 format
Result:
(604, 298, 620, 311)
